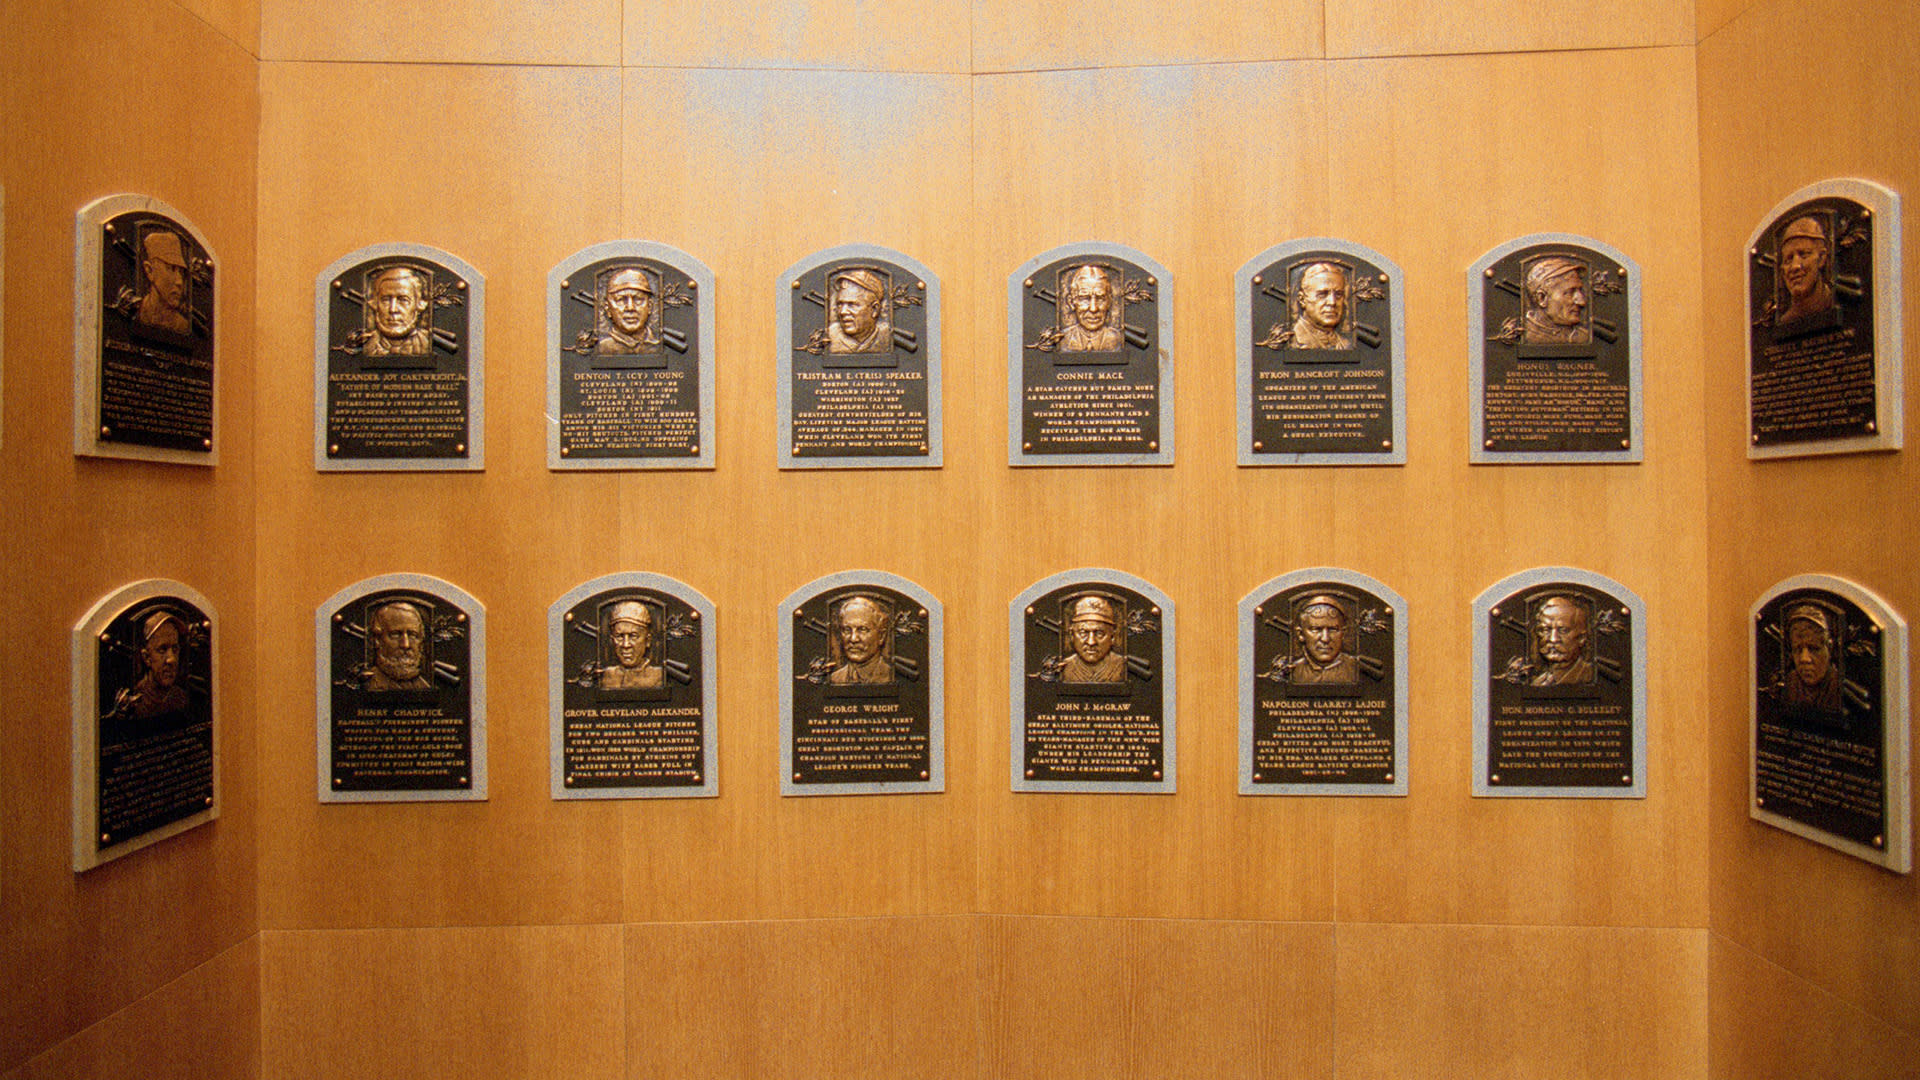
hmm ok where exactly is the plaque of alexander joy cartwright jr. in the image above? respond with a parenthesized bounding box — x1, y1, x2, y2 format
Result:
(1752, 575, 1911, 872)
(1236, 240, 1406, 466)
(73, 195, 218, 465)
(779, 572, 943, 795)
(71, 580, 219, 871)
(778, 245, 942, 469)
(1747, 179, 1904, 458)
(1011, 569, 1175, 793)
(316, 574, 486, 802)
(1472, 567, 1647, 798)
(315, 243, 484, 471)
(1239, 570, 1407, 796)
(1008, 243, 1173, 467)
(1469, 234, 1643, 464)
(548, 241, 714, 470)
(550, 573, 717, 799)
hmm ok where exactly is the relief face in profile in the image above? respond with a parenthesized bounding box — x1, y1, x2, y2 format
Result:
(366, 601, 432, 691)
(1775, 215, 1836, 325)
(1290, 263, 1352, 350)
(1061, 594, 1126, 683)
(1522, 257, 1590, 345)
(136, 229, 192, 335)
(600, 599, 664, 690)
(1058, 264, 1122, 353)
(1529, 595, 1594, 687)
(596, 267, 660, 355)
(827, 269, 891, 354)
(365, 266, 433, 357)
(829, 596, 893, 685)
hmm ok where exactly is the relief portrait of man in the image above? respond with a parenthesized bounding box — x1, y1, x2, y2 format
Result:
(1058, 264, 1123, 353)
(1774, 214, 1837, 325)
(1290, 595, 1358, 684)
(1781, 603, 1844, 717)
(364, 265, 433, 357)
(128, 612, 191, 721)
(1061, 595, 1127, 683)
(1290, 262, 1353, 350)
(135, 229, 193, 335)
(364, 600, 433, 691)
(595, 267, 661, 355)
(827, 268, 892, 354)
(1521, 257, 1590, 345)
(1529, 595, 1595, 687)
(599, 599, 664, 690)
(829, 596, 894, 685)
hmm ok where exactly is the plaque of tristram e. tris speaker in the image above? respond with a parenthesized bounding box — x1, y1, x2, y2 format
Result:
(73, 195, 218, 465)
(1469, 235, 1643, 464)
(550, 573, 717, 799)
(1236, 240, 1407, 466)
(1239, 570, 1408, 796)
(1751, 575, 1911, 872)
(1009, 244, 1173, 466)
(71, 580, 219, 871)
(779, 572, 944, 795)
(316, 574, 486, 802)
(1011, 570, 1175, 793)
(315, 244, 484, 471)
(548, 242, 714, 470)
(778, 245, 942, 469)
(1747, 179, 1904, 458)
(1472, 568, 1647, 798)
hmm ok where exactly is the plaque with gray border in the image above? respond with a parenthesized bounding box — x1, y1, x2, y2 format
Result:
(1239, 570, 1407, 796)
(1236, 240, 1406, 465)
(71, 580, 219, 871)
(73, 194, 218, 465)
(1472, 567, 1646, 798)
(1746, 179, 1904, 458)
(550, 573, 717, 799)
(548, 241, 714, 470)
(1751, 575, 1910, 872)
(778, 245, 941, 469)
(1011, 569, 1175, 793)
(316, 574, 486, 802)
(315, 243, 484, 471)
(779, 572, 943, 796)
(1469, 234, 1643, 464)
(1009, 244, 1173, 466)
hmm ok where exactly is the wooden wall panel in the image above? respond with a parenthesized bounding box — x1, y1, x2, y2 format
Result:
(1694, 0, 1761, 40)
(626, 0, 968, 72)
(177, 0, 259, 55)
(971, 0, 1322, 73)
(1708, 937, 1918, 1080)
(259, 0, 619, 64)
(1325, 0, 1693, 57)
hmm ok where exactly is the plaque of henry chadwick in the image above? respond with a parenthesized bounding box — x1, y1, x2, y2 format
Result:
(1237, 240, 1406, 465)
(779, 573, 943, 795)
(317, 574, 486, 802)
(1011, 570, 1175, 793)
(1009, 244, 1173, 466)
(1751, 575, 1910, 872)
(778, 245, 941, 469)
(74, 195, 217, 464)
(1469, 235, 1642, 464)
(1747, 179, 1904, 458)
(549, 242, 714, 469)
(315, 244, 484, 471)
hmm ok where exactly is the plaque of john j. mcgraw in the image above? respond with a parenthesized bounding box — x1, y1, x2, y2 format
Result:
(1469, 234, 1643, 464)
(1237, 240, 1406, 466)
(1751, 575, 1910, 872)
(779, 572, 943, 795)
(1472, 567, 1646, 798)
(316, 574, 486, 802)
(779, 245, 942, 469)
(315, 243, 485, 471)
(73, 195, 218, 465)
(1009, 244, 1173, 466)
(1747, 179, 1904, 458)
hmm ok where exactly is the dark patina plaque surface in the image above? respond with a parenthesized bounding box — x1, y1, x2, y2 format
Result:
(1473, 568, 1646, 798)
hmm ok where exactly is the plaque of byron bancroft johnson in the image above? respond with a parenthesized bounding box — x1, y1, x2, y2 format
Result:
(1239, 570, 1407, 795)
(1747, 179, 1904, 458)
(315, 244, 484, 471)
(548, 242, 714, 470)
(778, 245, 941, 469)
(317, 574, 486, 802)
(1236, 240, 1406, 466)
(1472, 567, 1646, 798)
(1009, 244, 1173, 466)
(1751, 575, 1911, 872)
(550, 573, 717, 799)
(73, 195, 218, 465)
(1011, 569, 1175, 793)
(779, 572, 943, 795)
(72, 580, 219, 871)
(1469, 235, 1643, 464)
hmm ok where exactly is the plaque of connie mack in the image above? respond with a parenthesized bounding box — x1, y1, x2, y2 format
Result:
(1472, 567, 1646, 798)
(1746, 179, 1904, 458)
(73, 194, 218, 465)
(779, 572, 943, 795)
(315, 243, 484, 471)
(71, 580, 219, 871)
(1009, 243, 1173, 467)
(550, 573, 717, 799)
(316, 574, 486, 802)
(1011, 569, 1175, 793)
(1469, 234, 1643, 464)
(1751, 575, 1911, 872)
